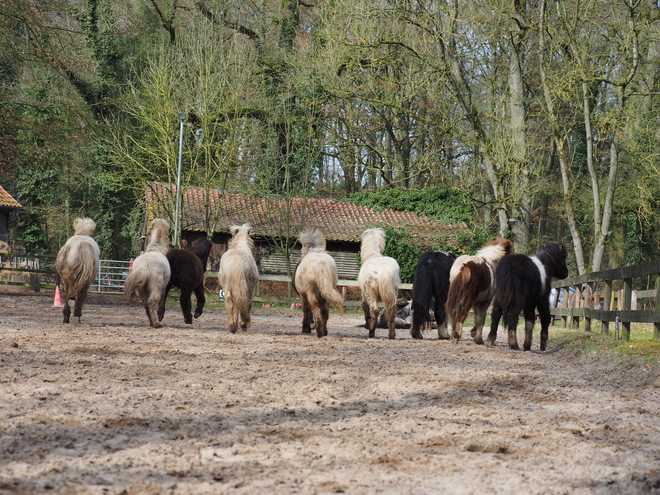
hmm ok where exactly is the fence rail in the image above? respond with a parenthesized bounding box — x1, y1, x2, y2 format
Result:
(0, 254, 132, 294)
(550, 259, 660, 340)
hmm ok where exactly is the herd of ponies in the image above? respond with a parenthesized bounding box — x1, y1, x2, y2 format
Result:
(54, 217, 569, 351)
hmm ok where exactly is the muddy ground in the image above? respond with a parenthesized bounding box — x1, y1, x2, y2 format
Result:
(1, 292, 660, 495)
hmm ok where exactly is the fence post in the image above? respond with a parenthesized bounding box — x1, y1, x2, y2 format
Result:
(572, 285, 582, 329)
(602, 280, 612, 334)
(654, 274, 660, 340)
(585, 282, 594, 332)
(561, 287, 569, 328)
(622, 277, 632, 340)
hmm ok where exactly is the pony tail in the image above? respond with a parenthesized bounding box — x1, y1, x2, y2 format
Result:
(412, 266, 434, 331)
(317, 266, 345, 314)
(493, 265, 515, 314)
(124, 265, 149, 304)
(446, 266, 473, 322)
(66, 240, 100, 295)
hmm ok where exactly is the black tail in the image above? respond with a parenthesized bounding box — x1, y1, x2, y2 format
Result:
(411, 256, 438, 337)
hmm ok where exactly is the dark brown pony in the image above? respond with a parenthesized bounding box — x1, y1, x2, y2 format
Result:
(446, 238, 514, 344)
(165, 238, 213, 324)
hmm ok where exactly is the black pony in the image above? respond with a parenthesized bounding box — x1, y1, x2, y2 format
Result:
(486, 242, 569, 351)
(410, 251, 457, 339)
(165, 238, 213, 324)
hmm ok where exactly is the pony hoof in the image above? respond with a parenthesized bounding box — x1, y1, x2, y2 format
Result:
(437, 335, 450, 340)
(194, 311, 202, 319)
(485, 340, 494, 348)
(474, 338, 484, 345)
(411, 334, 423, 340)
(185, 319, 193, 324)
(451, 338, 459, 344)
(368, 332, 375, 338)
(509, 344, 520, 351)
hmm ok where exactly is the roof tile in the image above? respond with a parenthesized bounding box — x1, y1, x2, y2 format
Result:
(0, 185, 21, 209)
(145, 182, 465, 245)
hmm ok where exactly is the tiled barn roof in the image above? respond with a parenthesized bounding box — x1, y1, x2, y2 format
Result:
(0, 185, 21, 209)
(145, 182, 465, 245)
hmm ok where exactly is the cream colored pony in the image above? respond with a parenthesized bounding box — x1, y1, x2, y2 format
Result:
(55, 217, 100, 323)
(124, 218, 171, 328)
(293, 228, 345, 338)
(358, 228, 401, 339)
(218, 224, 259, 333)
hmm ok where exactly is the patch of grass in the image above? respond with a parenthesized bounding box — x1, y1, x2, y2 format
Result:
(548, 322, 660, 370)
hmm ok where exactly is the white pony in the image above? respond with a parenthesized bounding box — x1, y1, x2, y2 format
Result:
(218, 224, 259, 333)
(358, 228, 401, 339)
(55, 217, 100, 323)
(124, 218, 171, 328)
(293, 228, 345, 337)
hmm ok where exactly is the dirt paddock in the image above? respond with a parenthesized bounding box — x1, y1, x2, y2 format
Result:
(1, 292, 660, 495)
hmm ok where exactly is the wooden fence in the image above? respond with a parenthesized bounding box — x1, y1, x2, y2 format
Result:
(550, 260, 660, 340)
(251, 274, 412, 308)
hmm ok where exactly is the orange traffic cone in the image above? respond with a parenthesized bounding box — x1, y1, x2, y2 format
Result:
(53, 284, 64, 308)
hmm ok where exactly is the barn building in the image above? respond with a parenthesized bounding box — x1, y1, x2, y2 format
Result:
(0, 185, 21, 247)
(142, 182, 466, 278)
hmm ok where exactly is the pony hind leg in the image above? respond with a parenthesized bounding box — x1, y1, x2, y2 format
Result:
(434, 298, 451, 341)
(361, 299, 378, 338)
(485, 302, 503, 347)
(225, 295, 239, 333)
(193, 284, 206, 319)
(506, 312, 521, 350)
(471, 301, 490, 345)
(383, 300, 397, 340)
(61, 287, 72, 324)
(538, 302, 552, 351)
(521, 305, 538, 351)
(310, 295, 328, 338)
(301, 296, 313, 334)
(449, 317, 462, 343)
(179, 288, 194, 324)
(72, 287, 89, 324)
(141, 288, 161, 328)
(239, 292, 252, 332)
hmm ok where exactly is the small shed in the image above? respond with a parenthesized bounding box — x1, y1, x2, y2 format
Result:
(143, 182, 466, 277)
(0, 185, 22, 246)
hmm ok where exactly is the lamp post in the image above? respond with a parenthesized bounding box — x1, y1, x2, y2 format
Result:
(173, 113, 186, 248)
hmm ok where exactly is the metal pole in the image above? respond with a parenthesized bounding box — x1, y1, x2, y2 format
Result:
(174, 113, 186, 247)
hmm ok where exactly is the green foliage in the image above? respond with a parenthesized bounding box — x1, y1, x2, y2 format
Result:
(381, 228, 423, 284)
(454, 230, 496, 256)
(624, 212, 642, 266)
(346, 186, 473, 224)
(356, 226, 501, 284)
